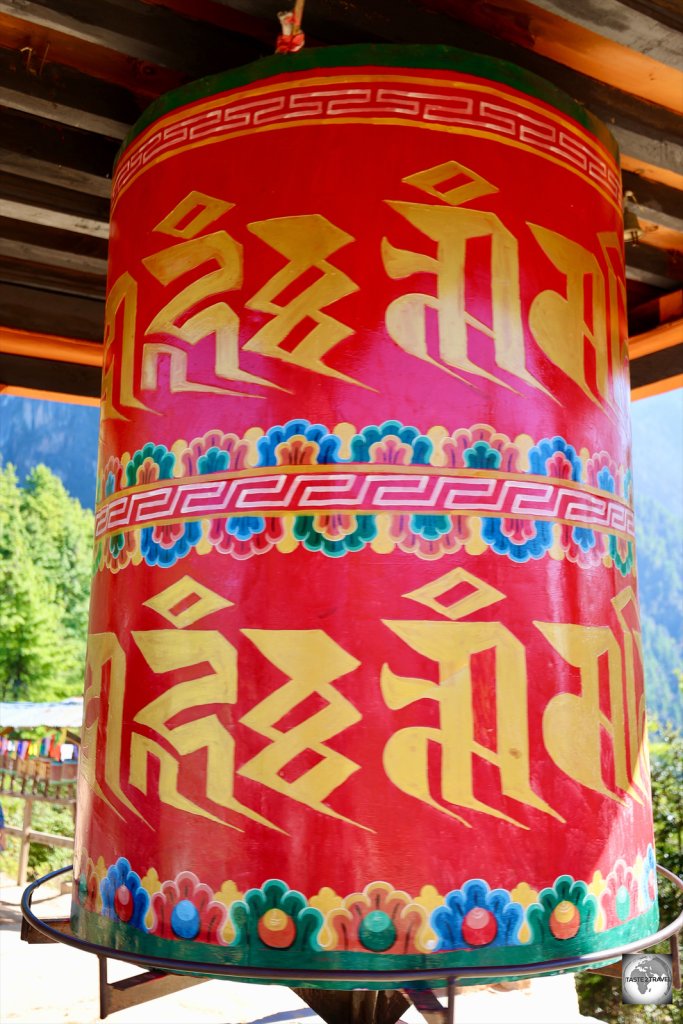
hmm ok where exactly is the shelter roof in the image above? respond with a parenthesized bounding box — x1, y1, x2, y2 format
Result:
(0, 0, 680, 401)
(0, 698, 84, 729)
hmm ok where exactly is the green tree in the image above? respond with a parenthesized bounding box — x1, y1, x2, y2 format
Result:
(577, 708, 683, 1023)
(649, 687, 683, 924)
(0, 464, 61, 699)
(0, 462, 93, 701)
(20, 464, 94, 693)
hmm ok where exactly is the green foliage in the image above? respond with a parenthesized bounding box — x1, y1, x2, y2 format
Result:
(0, 796, 74, 881)
(0, 462, 94, 701)
(649, 699, 683, 929)
(577, 713, 683, 1024)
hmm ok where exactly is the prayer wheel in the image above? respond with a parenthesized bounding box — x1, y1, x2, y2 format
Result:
(72, 45, 658, 984)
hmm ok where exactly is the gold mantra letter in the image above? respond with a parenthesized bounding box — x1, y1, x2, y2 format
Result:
(538, 587, 648, 803)
(244, 214, 364, 387)
(82, 632, 141, 819)
(599, 231, 630, 412)
(528, 224, 610, 410)
(612, 588, 649, 799)
(130, 576, 278, 831)
(381, 568, 562, 828)
(238, 629, 368, 829)
(382, 161, 544, 394)
(101, 272, 150, 421)
(141, 191, 274, 398)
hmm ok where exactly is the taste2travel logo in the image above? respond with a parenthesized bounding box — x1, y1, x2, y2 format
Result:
(622, 953, 674, 1005)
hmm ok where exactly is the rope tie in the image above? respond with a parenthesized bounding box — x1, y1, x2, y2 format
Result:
(276, 0, 306, 53)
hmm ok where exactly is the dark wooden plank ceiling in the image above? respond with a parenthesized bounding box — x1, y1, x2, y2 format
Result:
(0, 0, 681, 403)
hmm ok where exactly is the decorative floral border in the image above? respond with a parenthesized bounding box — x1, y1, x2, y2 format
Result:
(94, 420, 635, 575)
(74, 844, 658, 971)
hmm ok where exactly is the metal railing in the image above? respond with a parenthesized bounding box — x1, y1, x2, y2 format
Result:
(21, 863, 683, 987)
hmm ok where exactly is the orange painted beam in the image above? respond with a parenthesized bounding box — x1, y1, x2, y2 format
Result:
(621, 156, 683, 194)
(0, 327, 103, 367)
(429, 0, 683, 114)
(0, 383, 100, 407)
(631, 290, 683, 329)
(629, 319, 683, 361)
(632, 375, 683, 401)
(637, 220, 683, 253)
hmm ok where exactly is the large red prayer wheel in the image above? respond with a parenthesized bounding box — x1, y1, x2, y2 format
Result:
(72, 45, 658, 983)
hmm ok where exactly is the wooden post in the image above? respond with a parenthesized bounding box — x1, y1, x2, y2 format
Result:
(17, 796, 33, 885)
(447, 979, 456, 1024)
(294, 988, 411, 1024)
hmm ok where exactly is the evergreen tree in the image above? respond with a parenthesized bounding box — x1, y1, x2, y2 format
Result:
(0, 463, 93, 701)
(20, 465, 94, 692)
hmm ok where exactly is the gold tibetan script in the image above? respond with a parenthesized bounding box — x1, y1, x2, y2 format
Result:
(538, 587, 649, 806)
(101, 164, 623, 416)
(244, 214, 363, 386)
(83, 571, 648, 832)
(238, 628, 366, 829)
(382, 161, 547, 395)
(141, 191, 275, 398)
(381, 568, 563, 828)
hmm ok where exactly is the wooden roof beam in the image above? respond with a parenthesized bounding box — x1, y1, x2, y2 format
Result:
(0, 167, 110, 224)
(0, 148, 111, 199)
(0, 255, 106, 301)
(0, 350, 102, 398)
(0, 107, 119, 180)
(143, 0, 278, 47)
(0, 281, 104, 342)
(622, 170, 683, 233)
(630, 374, 683, 400)
(0, 214, 109, 263)
(613, 124, 683, 179)
(0, 199, 109, 238)
(0, 82, 130, 138)
(0, 0, 266, 81)
(618, 1, 683, 35)
(629, 318, 683, 360)
(628, 280, 682, 398)
(425, 0, 683, 112)
(637, 221, 683, 255)
(625, 242, 683, 289)
(0, 38, 135, 138)
(497, 0, 683, 69)
(0, 10, 181, 99)
(0, 0, 191, 69)
(621, 154, 683, 192)
(629, 343, 683, 396)
(223, 1, 683, 176)
(629, 288, 683, 333)
(0, 237, 107, 278)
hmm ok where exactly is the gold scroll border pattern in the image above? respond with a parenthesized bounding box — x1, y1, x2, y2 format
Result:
(111, 73, 621, 213)
(94, 466, 634, 540)
(93, 422, 636, 574)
